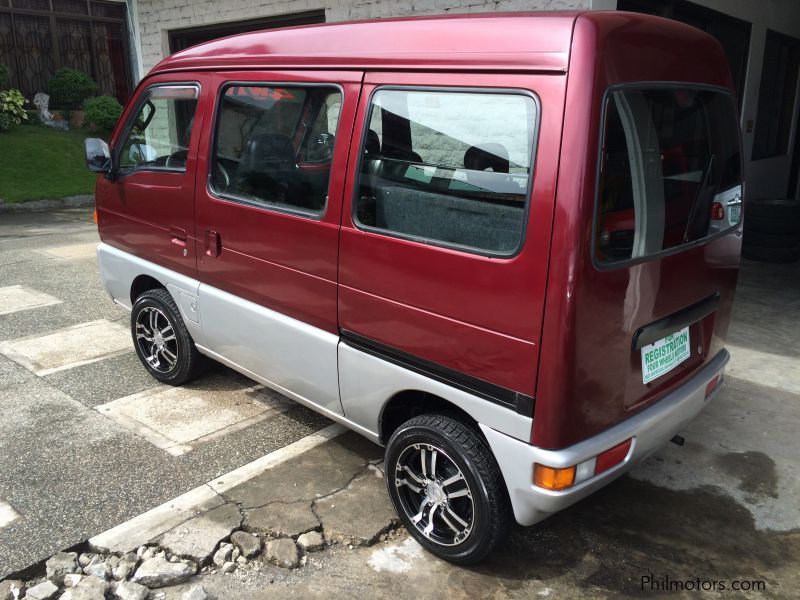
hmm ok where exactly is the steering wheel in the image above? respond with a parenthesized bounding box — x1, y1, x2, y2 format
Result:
(213, 162, 231, 192)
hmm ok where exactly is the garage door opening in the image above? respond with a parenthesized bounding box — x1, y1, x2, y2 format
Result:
(168, 10, 326, 53)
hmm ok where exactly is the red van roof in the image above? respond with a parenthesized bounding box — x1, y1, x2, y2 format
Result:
(152, 12, 582, 74)
(151, 11, 729, 89)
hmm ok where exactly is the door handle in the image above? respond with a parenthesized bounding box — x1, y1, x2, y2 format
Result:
(170, 226, 187, 248)
(205, 230, 221, 257)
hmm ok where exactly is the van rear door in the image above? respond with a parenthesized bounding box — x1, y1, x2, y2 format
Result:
(535, 86, 743, 449)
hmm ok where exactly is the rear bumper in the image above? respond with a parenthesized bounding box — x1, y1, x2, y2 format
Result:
(481, 349, 729, 526)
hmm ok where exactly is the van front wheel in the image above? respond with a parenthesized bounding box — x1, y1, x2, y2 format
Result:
(131, 288, 203, 385)
(385, 414, 512, 564)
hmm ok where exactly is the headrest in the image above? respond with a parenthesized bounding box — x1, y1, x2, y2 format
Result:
(365, 129, 381, 155)
(464, 144, 509, 173)
(240, 133, 295, 173)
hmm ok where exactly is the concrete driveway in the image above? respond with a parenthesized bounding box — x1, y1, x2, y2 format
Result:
(1, 208, 798, 598)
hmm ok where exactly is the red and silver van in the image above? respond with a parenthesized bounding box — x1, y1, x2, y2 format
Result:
(85, 11, 743, 564)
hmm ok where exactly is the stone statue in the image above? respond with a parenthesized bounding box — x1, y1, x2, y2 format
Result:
(33, 92, 68, 130)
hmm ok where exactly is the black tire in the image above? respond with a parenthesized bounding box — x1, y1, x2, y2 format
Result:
(742, 229, 800, 248)
(131, 288, 204, 385)
(744, 214, 800, 235)
(744, 199, 800, 235)
(385, 414, 512, 565)
(746, 198, 800, 220)
(741, 243, 800, 263)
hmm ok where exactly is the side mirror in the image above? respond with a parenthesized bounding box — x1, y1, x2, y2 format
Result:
(85, 138, 112, 173)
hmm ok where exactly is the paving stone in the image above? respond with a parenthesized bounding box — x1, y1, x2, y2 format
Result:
(114, 580, 149, 600)
(25, 581, 59, 600)
(131, 557, 197, 588)
(265, 539, 300, 569)
(211, 543, 232, 567)
(113, 580, 149, 600)
(61, 586, 106, 600)
(46, 551, 80, 584)
(182, 584, 207, 600)
(156, 503, 242, 564)
(0, 319, 130, 376)
(83, 555, 112, 579)
(112, 553, 138, 581)
(75, 576, 110, 595)
(0, 580, 25, 600)
(231, 530, 261, 558)
(221, 561, 236, 573)
(243, 501, 318, 538)
(315, 473, 398, 546)
(297, 530, 325, 552)
(78, 553, 95, 568)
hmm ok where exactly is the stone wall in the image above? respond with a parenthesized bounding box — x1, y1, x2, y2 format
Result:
(134, 0, 590, 74)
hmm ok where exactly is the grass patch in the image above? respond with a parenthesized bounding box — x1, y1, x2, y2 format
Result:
(0, 124, 103, 203)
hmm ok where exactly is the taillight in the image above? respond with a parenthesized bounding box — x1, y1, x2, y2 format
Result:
(705, 375, 720, 397)
(594, 439, 633, 475)
(711, 202, 725, 220)
(533, 438, 633, 490)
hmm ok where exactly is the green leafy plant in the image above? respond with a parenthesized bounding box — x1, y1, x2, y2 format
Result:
(0, 89, 29, 132)
(83, 95, 123, 131)
(47, 68, 97, 109)
(0, 65, 9, 91)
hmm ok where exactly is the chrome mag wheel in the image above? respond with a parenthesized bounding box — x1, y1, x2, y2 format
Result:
(134, 306, 178, 373)
(394, 442, 475, 547)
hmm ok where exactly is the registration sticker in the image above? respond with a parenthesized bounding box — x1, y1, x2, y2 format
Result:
(641, 327, 691, 384)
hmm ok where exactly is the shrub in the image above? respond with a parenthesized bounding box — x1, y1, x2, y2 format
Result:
(83, 95, 123, 131)
(0, 89, 29, 132)
(0, 65, 9, 91)
(47, 68, 97, 109)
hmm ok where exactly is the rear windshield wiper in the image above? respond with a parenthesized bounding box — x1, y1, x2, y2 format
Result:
(683, 154, 716, 243)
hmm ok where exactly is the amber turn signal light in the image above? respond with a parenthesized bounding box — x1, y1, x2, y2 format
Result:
(93, 210, 98, 224)
(533, 464, 576, 491)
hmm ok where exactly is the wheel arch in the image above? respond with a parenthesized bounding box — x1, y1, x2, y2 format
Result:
(379, 389, 483, 445)
(130, 274, 166, 304)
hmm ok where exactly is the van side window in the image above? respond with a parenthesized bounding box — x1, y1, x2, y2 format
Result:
(355, 89, 537, 255)
(210, 85, 342, 216)
(596, 88, 743, 265)
(119, 85, 199, 172)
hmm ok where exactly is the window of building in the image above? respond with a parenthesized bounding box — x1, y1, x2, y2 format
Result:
(210, 85, 342, 216)
(118, 85, 199, 173)
(355, 89, 537, 255)
(752, 30, 800, 160)
(596, 87, 743, 265)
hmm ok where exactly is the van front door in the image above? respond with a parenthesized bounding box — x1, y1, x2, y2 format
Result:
(194, 71, 361, 416)
(97, 76, 206, 280)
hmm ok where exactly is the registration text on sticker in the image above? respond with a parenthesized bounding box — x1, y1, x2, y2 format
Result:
(641, 326, 691, 384)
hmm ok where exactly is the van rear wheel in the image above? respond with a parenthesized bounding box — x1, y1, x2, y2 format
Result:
(131, 288, 203, 385)
(385, 414, 512, 564)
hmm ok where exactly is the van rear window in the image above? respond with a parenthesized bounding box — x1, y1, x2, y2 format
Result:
(595, 87, 742, 265)
(355, 89, 537, 256)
